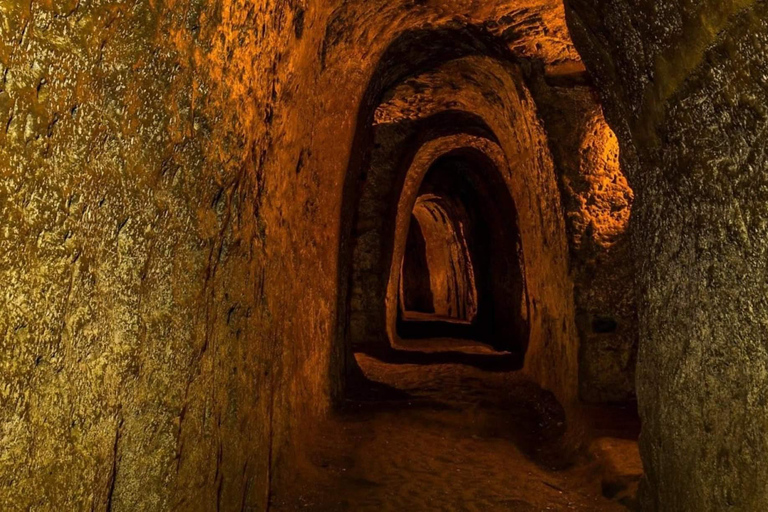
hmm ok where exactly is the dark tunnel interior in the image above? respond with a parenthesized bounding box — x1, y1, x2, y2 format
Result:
(3, 1, 763, 510)
(396, 151, 529, 356)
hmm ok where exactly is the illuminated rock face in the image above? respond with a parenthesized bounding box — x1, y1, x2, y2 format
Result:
(567, 1, 768, 509)
(531, 80, 638, 403)
(0, 2, 292, 509)
(8, 0, 763, 510)
(401, 194, 478, 323)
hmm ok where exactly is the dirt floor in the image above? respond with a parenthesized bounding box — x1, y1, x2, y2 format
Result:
(273, 342, 642, 511)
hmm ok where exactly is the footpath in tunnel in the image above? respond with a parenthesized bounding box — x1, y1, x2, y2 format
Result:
(273, 345, 642, 511)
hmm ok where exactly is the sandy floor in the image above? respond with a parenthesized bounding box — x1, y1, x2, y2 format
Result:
(273, 351, 641, 511)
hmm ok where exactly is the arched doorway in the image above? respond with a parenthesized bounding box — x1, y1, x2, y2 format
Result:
(335, 31, 582, 404)
(393, 150, 529, 354)
(399, 197, 478, 323)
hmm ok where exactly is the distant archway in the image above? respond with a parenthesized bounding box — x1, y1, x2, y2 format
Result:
(336, 28, 581, 407)
(391, 149, 528, 353)
(333, 27, 520, 394)
(400, 196, 478, 324)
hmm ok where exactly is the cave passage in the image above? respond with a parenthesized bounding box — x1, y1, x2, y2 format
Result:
(396, 152, 528, 354)
(315, 18, 644, 510)
(400, 198, 478, 323)
(11, 0, 730, 508)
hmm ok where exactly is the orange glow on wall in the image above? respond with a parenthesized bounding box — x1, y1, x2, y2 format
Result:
(574, 112, 634, 249)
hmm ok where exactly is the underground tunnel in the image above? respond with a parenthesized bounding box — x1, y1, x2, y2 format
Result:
(2, 1, 767, 511)
(394, 150, 528, 355)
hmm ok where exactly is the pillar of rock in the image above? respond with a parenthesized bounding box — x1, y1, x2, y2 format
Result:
(567, 1, 768, 509)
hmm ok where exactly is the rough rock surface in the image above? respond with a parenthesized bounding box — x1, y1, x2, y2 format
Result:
(567, 0, 768, 509)
(0, 0, 646, 508)
(531, 79, 637, 403)
(1, 0, 305, 509)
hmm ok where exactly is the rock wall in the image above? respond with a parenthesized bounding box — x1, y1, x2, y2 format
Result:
(567, 0, 768, 509)
(1, 0, 645, 508)
(530, 78, 637, 403)
(0, 0, 309, 509)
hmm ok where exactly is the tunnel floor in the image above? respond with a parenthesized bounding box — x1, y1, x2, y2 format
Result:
(273, 346, 641, 511)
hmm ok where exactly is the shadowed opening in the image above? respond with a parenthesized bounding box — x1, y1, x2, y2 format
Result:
(400, 197, 478, 323)
(394, 151, 528, 353)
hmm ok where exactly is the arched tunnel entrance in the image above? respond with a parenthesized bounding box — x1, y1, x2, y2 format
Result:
(313, 19, 642, 511)
(394, 151, 529, 355)
(400, 194, 479, 323)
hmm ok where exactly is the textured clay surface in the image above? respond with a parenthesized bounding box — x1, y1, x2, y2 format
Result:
(567, 0, 768, 509)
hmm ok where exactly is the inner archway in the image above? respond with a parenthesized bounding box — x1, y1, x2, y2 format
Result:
(342, 46, 588, 404)
(393, 151, 528, 355)
(400, 196, 478, 323)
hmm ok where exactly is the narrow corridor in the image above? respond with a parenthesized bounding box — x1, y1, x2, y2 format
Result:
(5, 1, 762, 509)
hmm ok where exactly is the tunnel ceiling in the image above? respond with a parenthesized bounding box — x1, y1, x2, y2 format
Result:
(321, 0, 582, 73)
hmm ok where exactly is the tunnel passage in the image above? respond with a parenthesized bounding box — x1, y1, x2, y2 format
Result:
(400, 196, 478, 323)
(395, 151, 528, 354)
(322, 17, 644, 512)
(339, 32, 589, 404)
(327, 23, 642, 512)
(0, 0, 661, 508)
